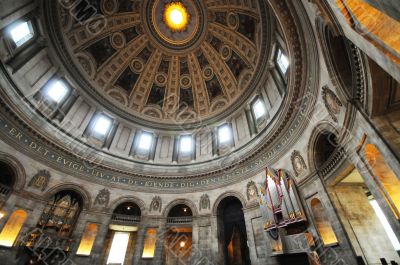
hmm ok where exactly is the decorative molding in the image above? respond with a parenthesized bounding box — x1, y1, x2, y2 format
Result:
(199, 194, 210, 211)
(94, 188, 110, 207)
(291, 150, 307, 177)
(150, 196, 162, 212)
(246, 181, 258, 201)
(28, 170, 51, 192)
(322, 86, 343, 123)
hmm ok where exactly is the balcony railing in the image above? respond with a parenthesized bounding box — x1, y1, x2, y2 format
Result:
(24, 231, 75, 252)
(111, 214, 141, 224)
(167, 217, 193, 225)
(0, 184, 11, 197)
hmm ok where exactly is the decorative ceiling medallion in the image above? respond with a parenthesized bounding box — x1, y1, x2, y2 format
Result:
(163, 2, 190, 32)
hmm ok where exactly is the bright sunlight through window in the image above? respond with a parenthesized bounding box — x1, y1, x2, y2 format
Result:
(218, 125, 232, 144)
(106, 232, 130, 265)
(277, 49, 289, 75)
(138, 132, 153, 151)
(370, 200, 400, 250)
(93, 114, 112, 137)
(180, 135, 192, 153)
(9, 21, 34, 47)
(45, 80, 69, 104)
(253, 99, 266, 120)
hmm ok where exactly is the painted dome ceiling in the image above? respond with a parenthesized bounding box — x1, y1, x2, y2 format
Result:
(57, 0, 269, 125)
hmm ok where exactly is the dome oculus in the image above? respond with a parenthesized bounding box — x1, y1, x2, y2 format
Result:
(164, 2, 189, 32)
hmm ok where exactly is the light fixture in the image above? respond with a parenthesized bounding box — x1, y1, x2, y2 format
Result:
(9, 21, 34, 47)
(180, 135, 192, 153)
(183, 208, 187, 212)
(164, 2, 189, 32)
(277, 49, 289, 74)
(253, 99, 266, 120)
(0, 211, 5, 219)
(93, 114, 112, 137)
(138, 132, 153, 151)
(218, 124, 232, 144)
(45, 80, 69, 104)
(127, 206, 131, 210)
(180, 241, 186, 248)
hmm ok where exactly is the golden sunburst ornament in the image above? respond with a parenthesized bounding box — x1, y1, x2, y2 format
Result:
(164, 2, 190, 32)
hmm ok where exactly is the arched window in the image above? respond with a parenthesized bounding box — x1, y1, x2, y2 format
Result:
(365, 143, 400, 219)
(0, 209, 28, 247)
(37, 190, 83, 237)
(314, 131, 338, 169)
(310, 198, 338, 246)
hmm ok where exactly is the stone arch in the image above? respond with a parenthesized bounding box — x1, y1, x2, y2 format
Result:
(44, 183, 92, 210)
(0, 152, 26, 191)
(212, 191, 247, 216)
(307, 122, 339, 171)
(108, 196, 146, 214)
(163, 198, 198, 217)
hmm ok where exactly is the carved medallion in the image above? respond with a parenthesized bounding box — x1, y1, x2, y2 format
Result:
(291, 150, 307, 177)
(247, 181, 258, 201)
(322, 86, 343, 122)
(28, 170, 51, 191)
(199, 194, 210, 211)
(150, 196, 162, 212)
(94, 188, 110, 207)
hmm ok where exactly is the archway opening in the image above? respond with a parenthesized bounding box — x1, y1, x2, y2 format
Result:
(0, 161, 15, 203)
(164, 203, 193, 265)
(314, 131, 338, 169)
(104, 201, 142, 265)
(324, 28, 354, 97)
(217, 196, 251, 265)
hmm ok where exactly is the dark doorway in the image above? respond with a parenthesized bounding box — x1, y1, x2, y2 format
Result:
(217, 197, 251, 265)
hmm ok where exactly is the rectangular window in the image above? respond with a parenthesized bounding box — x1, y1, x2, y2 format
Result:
(0, 210, 28, 247)
(142, 228, 157, 258)
(44, 80, 69, 104)
(92, 114, 113, 137)
(180, 135, 192, 154)
(276, 49, 289, 75)
(138, 132, 153, 151)
(218, 124, 232, 144)
(253, 99, 266, 121)
(106, 232, 130, 265)
(76, 224, 98, 256)
(9, 21, 34, 47)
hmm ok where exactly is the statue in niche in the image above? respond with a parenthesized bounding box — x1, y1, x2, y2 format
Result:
(150, 196, 162, 212)
(247, 181, 258, 201)
(199, 194, 210, 211)
(322, 86, 343, 122)
(28, 170, 51, 191)
(291, 150, 307, 177)
(94, 189, 110, 207)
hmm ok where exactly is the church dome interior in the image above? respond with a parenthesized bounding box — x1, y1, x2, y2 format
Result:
(0, 0, 399, 264)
